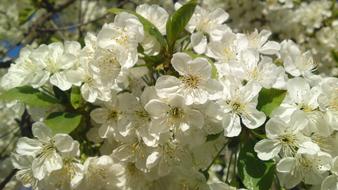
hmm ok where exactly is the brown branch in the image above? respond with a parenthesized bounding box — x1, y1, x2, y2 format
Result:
(0, 169, 17, 190)
(36, 13, 109, 32)
(22, 0, 76, 45)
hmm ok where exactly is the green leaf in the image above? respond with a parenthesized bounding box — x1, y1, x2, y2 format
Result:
(206, 132, 222, 142)
(44, 112, 82, 134)
(70, 87, 83, 109)
(237, 141, 275, 190)
(166, 0, 197, 50)
(19, 7, 35, 24)
(108, 8, 167, 50)
(0, 86, 59, 107)
(257, 88, 286, 117)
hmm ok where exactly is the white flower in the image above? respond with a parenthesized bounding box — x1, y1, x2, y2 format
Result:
(33, 41, 80, 91)
(186, 6, 230, 54)
(241, 29, 280, 55)
(136, 4, 168, 35)
(206, 32, 243, 77)
(90, 92, 140, 139)
(210, 80, 266, 137)
(254, 112, 311, 160)
(135, 4, 168, 55)
(112, 138, 151, 172)
(15, 122, 78, 180)
(318, 77, 338, 131)
(39, 159, 84, 190)
(155, 52, 222, 105)
(65, 61, 111, 103)
(272, 77, 329, 136)
(97, 12, 144, 51)
(236, 50, 284, 88)
(280, 40, 317, 77)
(145, 95, 204, 135)
(277, 144, 331, 188)
(11, 154, 39, 189)
(321, 157, 338, 190)
(80, 156, 124, 190)
(0, 46, 51, 90)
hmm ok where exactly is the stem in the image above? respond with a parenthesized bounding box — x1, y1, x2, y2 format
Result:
(203, 140, 229, 173)
(225, 151, 234, 183)
(0, 169, 17, 190)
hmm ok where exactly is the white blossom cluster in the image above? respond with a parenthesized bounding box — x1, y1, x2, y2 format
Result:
(0, 2, 337, 190)
(195, 0, 338, 76)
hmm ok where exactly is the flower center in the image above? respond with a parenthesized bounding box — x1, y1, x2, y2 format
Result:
(168, 107, 184, 119)
(182, 75, 200, 89)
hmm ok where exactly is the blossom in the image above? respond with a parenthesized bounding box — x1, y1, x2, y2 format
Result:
(186, 6, 230, 54)
(254, 112, 310, 160)
(155, 52, 222, 105)
(15, 122, 79, 180)
(209, 80, 266, 137)
(144, 95, 204, 134)
(277, 143, 331, 188)
(241, 29, 280, 55)
(272, 77, 329, 136)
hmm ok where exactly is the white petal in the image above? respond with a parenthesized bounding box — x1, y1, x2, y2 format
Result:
(191, 32, 207, 54)
(186, 109, 204, 128)
(155, 76, 181, 98)
(321, 175, 338, 190)
(254, 139, 281, 160)
(241, 106, 266, 129)
(32, 122, 52, 141)
(16, 137, 43, 156)
(260, 41, 280, 55)
(223, 113, 241, 137)
(146, 151, 160, 169)
(50, 72, 72, 91)
(265, 118, 286, 138)
(90, 108, 109, 124)
(276, 157, 295, 173)
(189, 57, 211, 78)
(44, 150, 63, 173)
(208, 8, 229, 24)
(287, 77, 310, 103)
(54, 134, 75, 153)
(171, 53, 192, 75)
(144, 99, 169, 117)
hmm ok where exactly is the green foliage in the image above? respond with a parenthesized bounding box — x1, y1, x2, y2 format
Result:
(237, 140, 275, 190)
(0, 86, 59, 107)
(206, 132, 222, 142)
(44, 112, 82, 134)
(70, 87, 83, 109)
(108, 8, 167, 50)
(166, 0, 197, 51)
(257, 88, 286, 117)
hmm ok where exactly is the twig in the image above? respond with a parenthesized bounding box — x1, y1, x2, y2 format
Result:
(36, 13, 109, 32)
(0, 169, 17, 190)
(203, 140, 229, 173)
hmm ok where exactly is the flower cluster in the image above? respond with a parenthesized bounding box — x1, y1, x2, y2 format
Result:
(0, 1, 337, 190)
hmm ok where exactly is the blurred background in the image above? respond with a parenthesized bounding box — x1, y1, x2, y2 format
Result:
(0, 0, 336, 189)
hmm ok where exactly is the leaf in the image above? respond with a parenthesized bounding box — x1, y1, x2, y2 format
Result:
(108, 8, 167, 50)
(237, 140, 275, 190)
(19, 7, 35, 24)
(257, 88, 286, 117)
(70, 87, 83, 109)
(206, 132, 222, 142)
(166, 0, 197, 50)
(44, 112, 82, 134)
(0, 86, 59, 107)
